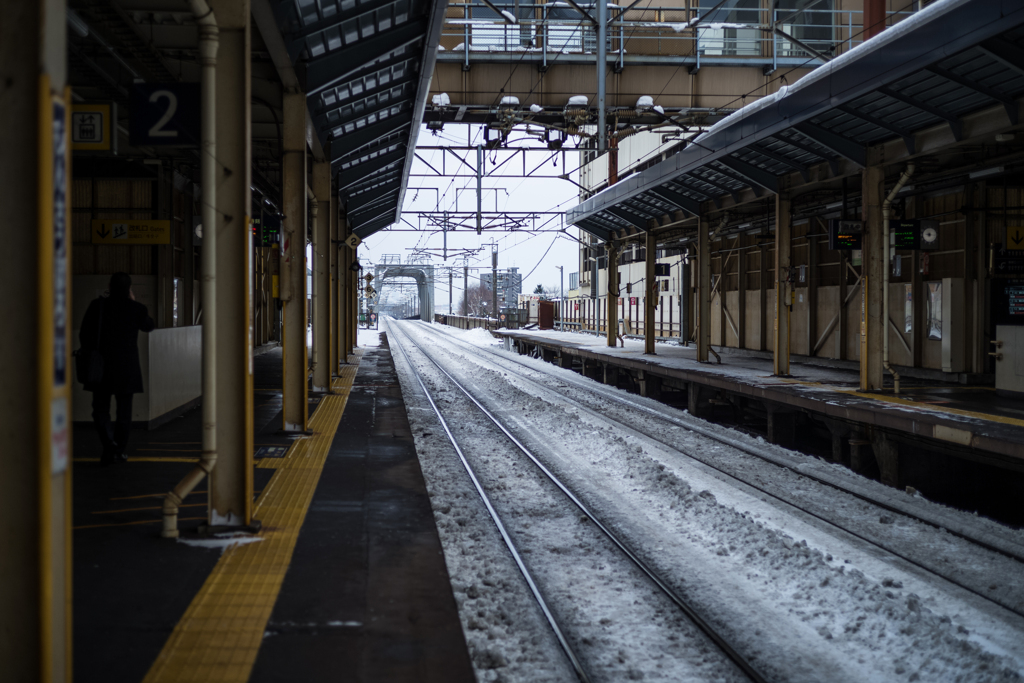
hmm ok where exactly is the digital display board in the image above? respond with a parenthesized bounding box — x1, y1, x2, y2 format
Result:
(828, 219, 863, 250)
(892, 220, 920, 249)
(991, 279, 1024, 326)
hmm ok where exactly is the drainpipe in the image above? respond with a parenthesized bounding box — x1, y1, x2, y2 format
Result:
(882, 163, 914, 395)
(163, 0, 218, 538)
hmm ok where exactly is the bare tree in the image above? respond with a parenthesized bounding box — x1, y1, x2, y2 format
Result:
(458, 282, 494, 317)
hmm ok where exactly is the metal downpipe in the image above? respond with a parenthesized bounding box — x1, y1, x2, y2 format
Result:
(881, 163, 915, 396)
(164, 0, 218, 538)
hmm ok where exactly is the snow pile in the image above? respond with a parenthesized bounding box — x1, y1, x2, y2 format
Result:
(453, 42, 466, 51)
(636, 95, 653, 109)
(530, 103, 543, 114)
(177, 533, 263, 554)
(653, 105, 665, 115)
(500, 95, 520, 106)
(432, 92, 451, 107)
(437, 45, 445, 51)
(357, 329, 382, 347)
(500, 9, 518, 23)
(566, 95, 588, 106)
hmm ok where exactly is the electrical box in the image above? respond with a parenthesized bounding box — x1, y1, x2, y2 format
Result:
(941, 277, 964, 373)
(828, 220, 863, 250)
(994, 325, 1024, 396)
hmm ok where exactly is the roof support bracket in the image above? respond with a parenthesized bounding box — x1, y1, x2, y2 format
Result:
(878, 86, 963, 142)
(793, 122, 866, 168)
(645, 186, 701, 215)
(926, 65, 1019, 126)
(716, 156, 779, 194)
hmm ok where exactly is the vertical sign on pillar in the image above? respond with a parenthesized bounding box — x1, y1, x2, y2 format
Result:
(38, 74, 73, 683)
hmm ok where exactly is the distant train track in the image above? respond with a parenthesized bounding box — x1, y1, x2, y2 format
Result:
(403, 319, 1024, 620)
(387, 319, 769, 683)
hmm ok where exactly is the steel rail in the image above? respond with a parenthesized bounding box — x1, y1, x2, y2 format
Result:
(387, 319, 770, 683)
(406, 320, 1024, 620)
(386, 322, 593, 683)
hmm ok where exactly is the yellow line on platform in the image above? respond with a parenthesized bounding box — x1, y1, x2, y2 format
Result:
(837, 389, 1024, 428)
(141, 363, 359, 683)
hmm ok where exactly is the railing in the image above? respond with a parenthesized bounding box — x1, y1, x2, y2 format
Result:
(439, 3, 916, 68)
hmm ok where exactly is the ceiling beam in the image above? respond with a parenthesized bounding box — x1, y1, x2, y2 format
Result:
(715, 156, 779, 194)
(331, 114, 412, 161)
(878, 86, 963, 142)
(792, 122, 866, 168)
(645, 186, 701, 215)
(337, 150, 406, 188)
(926, 64, 1019, 126)
(305, 21, 427, 94)
(837, 105, 916, 155)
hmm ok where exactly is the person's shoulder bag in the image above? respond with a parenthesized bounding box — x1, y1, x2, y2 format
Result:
(74, 297, 105, 386)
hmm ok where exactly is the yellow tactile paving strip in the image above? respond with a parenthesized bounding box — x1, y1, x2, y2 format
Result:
(142, 363, 359, 683)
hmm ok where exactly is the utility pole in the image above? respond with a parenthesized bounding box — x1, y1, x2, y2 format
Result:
(476, 145, 484, 235)
(556, 265, 564, 330)
(463, 265, 468, 316)
(597, 0, 607, 153)
(491, 248, 498, 320)
(449, 269, 453, 314)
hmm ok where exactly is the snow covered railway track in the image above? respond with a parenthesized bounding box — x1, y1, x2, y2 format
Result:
(387, 321, 768, 683)
(405, 320, 1024, 622)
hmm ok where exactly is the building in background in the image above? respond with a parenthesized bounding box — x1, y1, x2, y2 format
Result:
(481, 266, 523, 308)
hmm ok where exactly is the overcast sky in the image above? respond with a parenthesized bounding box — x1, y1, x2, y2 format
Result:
(358, 123, 584, 313)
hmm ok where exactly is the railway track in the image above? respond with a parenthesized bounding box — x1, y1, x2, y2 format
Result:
(386, 319, 769, 683)
(401, 319, 1024, 621)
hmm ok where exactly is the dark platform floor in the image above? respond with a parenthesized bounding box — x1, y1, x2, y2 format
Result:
(72, 341, 471, 682)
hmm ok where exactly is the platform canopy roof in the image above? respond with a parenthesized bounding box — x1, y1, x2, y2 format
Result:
(565, 0, 1024, 242)
(266, 0, 447, 238)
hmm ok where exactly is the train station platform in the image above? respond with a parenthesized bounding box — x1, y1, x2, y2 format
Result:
(489, 328, 1024, 522)
(71, 337, 473, 683)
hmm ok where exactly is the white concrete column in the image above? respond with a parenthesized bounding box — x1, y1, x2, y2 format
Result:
(311, 158, 331, 391)
(0, 0, 72, 678)
(208, 0, 254, 526)
(281, 92, 308, 430)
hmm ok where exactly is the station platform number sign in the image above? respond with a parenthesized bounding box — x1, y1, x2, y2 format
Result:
(91, 219, 171, 245)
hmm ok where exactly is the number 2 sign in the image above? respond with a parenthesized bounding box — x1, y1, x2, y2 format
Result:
(129, 83, 200, 147)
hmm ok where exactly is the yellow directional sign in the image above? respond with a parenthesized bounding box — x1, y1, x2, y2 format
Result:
(345, 233, 362, 248)
(91, 219, 171, 245)
(363, 273, 374, 282)
(365, 286, 376, 296)
(1008, 226, 1024, 251)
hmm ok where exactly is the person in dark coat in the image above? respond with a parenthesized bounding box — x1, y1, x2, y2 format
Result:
(79, 272, 156, 464)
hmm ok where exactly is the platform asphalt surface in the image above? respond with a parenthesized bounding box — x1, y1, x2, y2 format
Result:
(250, 338, 473, 682)
(73, 341, 471, 682)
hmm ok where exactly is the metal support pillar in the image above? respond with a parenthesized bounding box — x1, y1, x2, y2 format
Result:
(281, 92, 308, 430)
(807, 234, 818, 357)
(774, 194, 792, 376)
(838, 248, 849, 359)
(645, 229, 656, 354)
(209, 0, 254, 526)
(698, 220, 711, 362)
(606, 242, 619, 346)
(679, 251, 690, 345)
(759, 243, 769, 351)
(737, 244, 747, 348)
(0, 0, 72, 675)
(597, 0, 607, 152)
(861, 165, 885, 391)
(330, 178, 339, 375)
(312, 158, 331, 391)
(463, 266, 469, 315)
(350, 247, 359, 349)
(339, 216, 350, 361)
